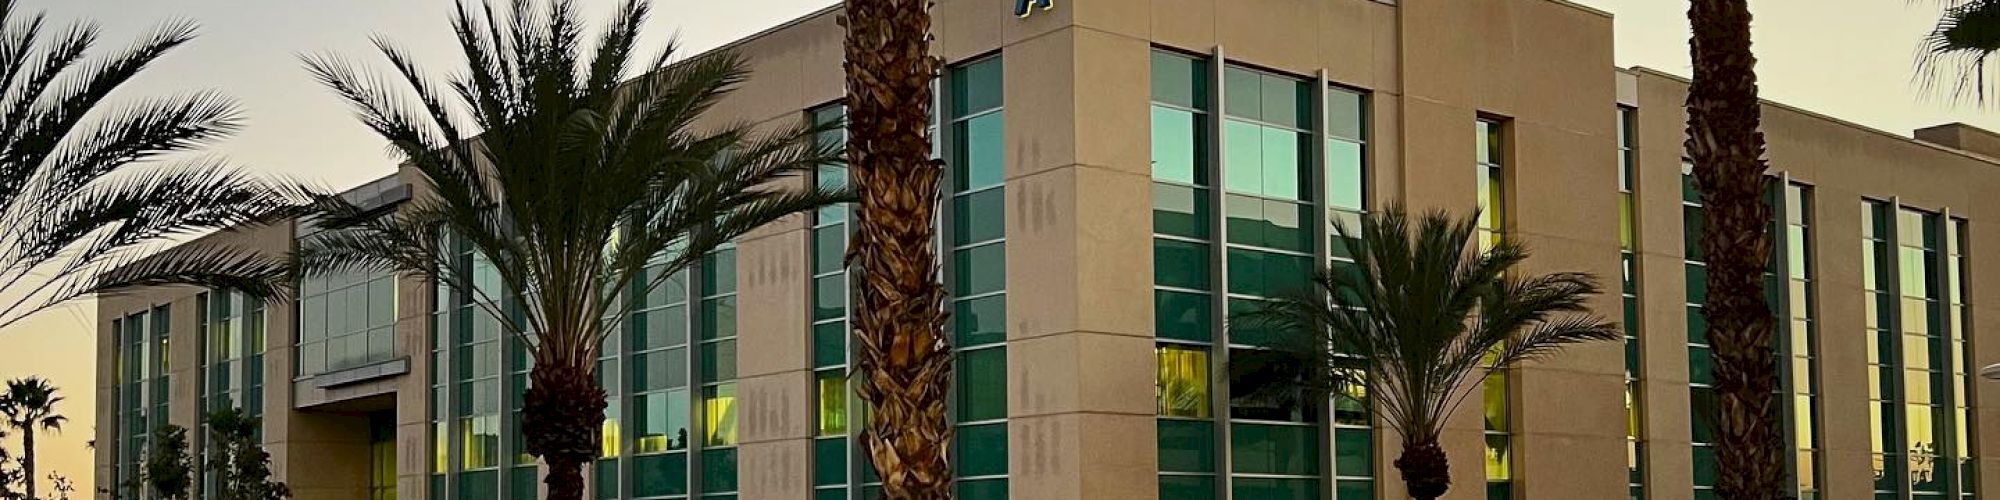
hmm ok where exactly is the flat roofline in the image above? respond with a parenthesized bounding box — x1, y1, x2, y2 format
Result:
(1549, 0, 1614, 19)
(1628, 66, 2000, 167)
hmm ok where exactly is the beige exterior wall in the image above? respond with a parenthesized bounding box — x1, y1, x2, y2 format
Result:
(91, 1, 2000, 499)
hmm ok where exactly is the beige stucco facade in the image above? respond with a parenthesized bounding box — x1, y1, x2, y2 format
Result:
(92, 0, 2000, 499)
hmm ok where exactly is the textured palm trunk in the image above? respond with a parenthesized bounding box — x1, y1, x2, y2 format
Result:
(20, 431, 34, 500)
(841, 0, 955, 498)
(521, 356, 608, 500)
(1687, 0, 1785, 499)
(1393, 436, 1450, 500)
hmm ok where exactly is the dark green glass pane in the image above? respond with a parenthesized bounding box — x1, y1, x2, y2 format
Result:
(1155, 290, 1213, 342)
(1152, 107, 1209, 186)
(1267, 75, 1309, 129)
(703, 251, 736, 295)
(954, 188, 1005, 246)
(815, 488, 846, 500)
(703, 448, 738, 492)
(1689, 346, 1713, 386)
(813, 225, 846, 274)
(957, 478, 1008, 500)
(956, 422, 1009, 477)
(956, 349, 1007, 422)
(1154, 239, 1212, 290)
(1334, 428, 1373, 476)
(1686, 264, 1708, 305)
(1158, 419, 1216, 473)
(1227, 298, 1286, 348)
(953, 242, 1006, 297)
(1225, 195, 1311, 253)
(457, 470, 497, 500)
(1154, 183, 1211, 239)
(1692, 446, 1718, 487)
(1230, 423, 1319, 475)
(1232, 477, 1318, 500)
(1488, 482, 1515, 500)
(1684, 205, 1706, 261)
(951, 58, 1003, 117)
(813, 322, 846, 368)
(955, 294, 1006, 346)
(813, 275, 846, 322)
(1160, 475, 1217, 500)
(953, 114, 1004, 192)
(1151, 51, 1207, 109)
(814, 438, 846, 486)
(632, 454, 688, 496)
(1226, 249, 1311, 298)
(592, 461, 617, 500)
(1336, 480, 1375, 500)
(1686, 306, 1707, 344)
(700, 297, 737, 340)
(701, 340, 736, 382)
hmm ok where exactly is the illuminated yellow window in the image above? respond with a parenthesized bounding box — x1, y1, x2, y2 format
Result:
(1155, 344, 1210, 418)
(704, 383, 738, 446)
(601, 416, 621, 458)
(816, 371, 848, 437)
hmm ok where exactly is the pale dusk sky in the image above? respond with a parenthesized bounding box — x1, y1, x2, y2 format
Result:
(0, 0, 1986, 495)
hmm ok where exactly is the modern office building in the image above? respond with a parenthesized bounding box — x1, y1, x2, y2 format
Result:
(92, 0, 2000, 499)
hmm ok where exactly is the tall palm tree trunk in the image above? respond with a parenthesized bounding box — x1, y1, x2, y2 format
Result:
(1687, 1, 1784, 498)
(842, 0, 955, 498)
(1394, 435, 1449, 500)
(19, 430, 33, 500)
(521, 352, 608, 500)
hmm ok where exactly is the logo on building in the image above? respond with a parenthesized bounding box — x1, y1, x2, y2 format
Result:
(1015, 0, 1053, 17)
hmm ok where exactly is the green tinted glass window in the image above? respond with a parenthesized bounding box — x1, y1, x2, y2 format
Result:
(955, 422, 1009, 477)
(956, 349, 1007, 422)
(1231, 423, 1319, 474)
(950, 58, 1003, 117)
(1151, 51, 1207, 109)
(1153, 107, 1209, 185)
(1154, 239, 1213, 290)
(1158, 419, 1216, 472)
(955, 294, 1006, 346)
(953, 188, 1005, 245)
(1154, 183, 1211, 239)
(1225, 195, 1311, 252)
(1155, 290, 1213, 342)
(953, 243, 1006, 296)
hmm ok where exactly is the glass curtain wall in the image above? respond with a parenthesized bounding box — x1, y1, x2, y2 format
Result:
(297, 268, 398, 377)
(1684, 171, 1818, 500)
(947, 54, 1008, 500)
(1151, 48, 1373, 500)
(115, 306, 169, 499)
(198, 289, 266, 498)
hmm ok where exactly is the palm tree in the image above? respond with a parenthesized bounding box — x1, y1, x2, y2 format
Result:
(0, 377, 66, 500)
(296, 1, 843, 498)
(840, 0, 954, 497)
(1919, 0, 2000, 101)
(1232, 207, 1619, 500)
(1686, 0, 1784, 498)
(0, 0, 309, 330)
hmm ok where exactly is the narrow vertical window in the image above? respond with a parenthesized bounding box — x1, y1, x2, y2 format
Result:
(1617, 106, 1645, 500)
(1327, 86, 1373, 499)
(948, 55, 1008, 500)
(1150, 49, 1219, 500)
(1476, 117, 1513, 500)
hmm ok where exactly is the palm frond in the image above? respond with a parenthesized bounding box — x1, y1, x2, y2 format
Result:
(0, 2, 311, 330)
(1917, 0, 2000, 103)
(1231, 204, 1617, 445)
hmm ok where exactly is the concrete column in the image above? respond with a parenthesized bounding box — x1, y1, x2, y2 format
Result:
(736, 217, 814, 499)
(1001, 26, 1158, 500)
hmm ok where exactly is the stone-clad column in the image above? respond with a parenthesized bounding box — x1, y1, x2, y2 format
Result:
(1001, 22, 1159, 500)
